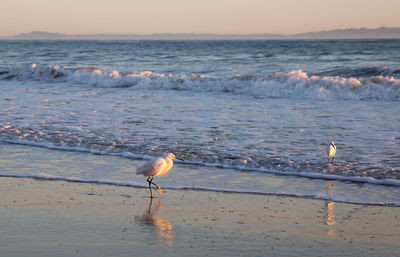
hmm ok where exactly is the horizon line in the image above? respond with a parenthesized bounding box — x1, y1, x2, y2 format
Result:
(8, 26, 400, 35)
(1, 26, 400, 40)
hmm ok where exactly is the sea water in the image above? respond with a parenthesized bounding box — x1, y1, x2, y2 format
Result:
(0, 40, 399, 205)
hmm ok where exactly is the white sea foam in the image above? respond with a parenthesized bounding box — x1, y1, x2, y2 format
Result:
(1, 64, 399, 100)
(4, 139, 400, 188)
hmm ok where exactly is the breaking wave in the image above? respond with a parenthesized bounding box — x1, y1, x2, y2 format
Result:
(1, 64, 400, 100)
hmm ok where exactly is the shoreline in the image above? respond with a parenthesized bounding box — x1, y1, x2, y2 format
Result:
(4, 139, 400, 188)
(1, 142, 399, 207)
(1, 176, 399, 257)
(1, 173, 399, 208)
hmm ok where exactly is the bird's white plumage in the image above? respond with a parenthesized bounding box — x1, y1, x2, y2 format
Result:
(137, 157, 170, 177)
(328, 141, 336, 161)
(136, 153, 179, 178)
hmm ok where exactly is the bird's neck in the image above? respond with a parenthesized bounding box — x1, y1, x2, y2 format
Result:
(165, 158, 173, 170)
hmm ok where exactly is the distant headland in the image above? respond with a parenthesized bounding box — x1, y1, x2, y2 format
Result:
(2, 27, 400, 40)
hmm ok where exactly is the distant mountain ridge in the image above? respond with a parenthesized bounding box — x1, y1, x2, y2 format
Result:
(296, 27, 400, 39)
(2, 27, 400, 40)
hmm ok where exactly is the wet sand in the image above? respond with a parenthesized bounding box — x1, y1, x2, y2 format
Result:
(0, 176, 399, 257)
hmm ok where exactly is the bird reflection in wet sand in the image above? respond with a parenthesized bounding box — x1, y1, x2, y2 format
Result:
(324, 182, 336, 236)
(325, 201, 336, 226)
(135, 198, 174, 245)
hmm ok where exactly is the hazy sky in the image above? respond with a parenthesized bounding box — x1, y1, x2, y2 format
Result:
(1, 0, 399, 36)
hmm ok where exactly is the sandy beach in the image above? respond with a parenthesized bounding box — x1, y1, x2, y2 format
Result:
(1, 174, 399, 256)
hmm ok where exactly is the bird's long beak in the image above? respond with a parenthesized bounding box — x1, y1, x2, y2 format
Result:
(175, 156, 184, 161)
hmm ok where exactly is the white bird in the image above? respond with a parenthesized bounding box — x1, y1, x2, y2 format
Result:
(327, 141, 336, 163)
(136, 153, 183, 198)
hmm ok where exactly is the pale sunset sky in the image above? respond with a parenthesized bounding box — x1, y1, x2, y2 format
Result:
(0, 0, 399, 36)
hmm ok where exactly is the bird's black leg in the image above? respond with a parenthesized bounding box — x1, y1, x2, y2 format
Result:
(146, 176, 158, 188)
(147, 177, 154, 198)
(150, 180, 159, 188)
(331, 156, 334, 164)
(148, 177, 162, 195)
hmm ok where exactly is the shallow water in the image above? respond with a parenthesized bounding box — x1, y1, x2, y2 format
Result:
(1, 144, 399, 206)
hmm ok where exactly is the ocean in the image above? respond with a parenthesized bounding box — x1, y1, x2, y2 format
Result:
(1, 39, 399, 206)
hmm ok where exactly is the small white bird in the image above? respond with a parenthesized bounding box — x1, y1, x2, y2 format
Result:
(136, 153, 183, 198)
(327, 141, 336, 163)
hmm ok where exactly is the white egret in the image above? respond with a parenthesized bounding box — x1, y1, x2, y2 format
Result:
(136, 153, 183, 198)
(327, 141, 336, 163)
